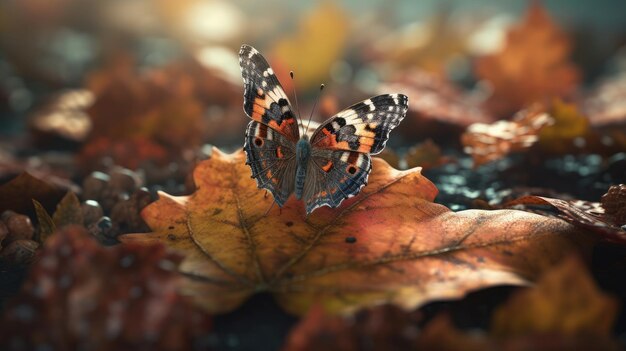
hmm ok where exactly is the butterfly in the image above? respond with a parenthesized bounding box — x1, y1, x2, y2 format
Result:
(239, 44, 408, 214)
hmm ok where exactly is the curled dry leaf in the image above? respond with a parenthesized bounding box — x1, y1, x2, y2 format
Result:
(505, 184, 626, 245)
(121, 147, 587, 315)
(462, 107, 553, 166)
(0, 226, 212, 351)
(475, 2, 580, 117)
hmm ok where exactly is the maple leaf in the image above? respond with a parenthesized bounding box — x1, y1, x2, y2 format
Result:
(0, 226, 212, 351)
(461, 107, 553, 166)
(475, 2, 580, 117)
(121, 147, 588, 315)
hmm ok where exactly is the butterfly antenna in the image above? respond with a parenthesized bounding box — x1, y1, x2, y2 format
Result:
(305, 84, 325, 135)
(289, 71, 304, 136)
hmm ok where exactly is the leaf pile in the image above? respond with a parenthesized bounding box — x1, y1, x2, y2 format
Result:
(0, 226, 212, 351)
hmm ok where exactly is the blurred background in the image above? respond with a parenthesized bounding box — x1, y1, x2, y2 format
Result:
(1, 0, 625, 187)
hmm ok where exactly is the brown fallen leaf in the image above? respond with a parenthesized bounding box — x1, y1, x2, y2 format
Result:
(282, 304, 421, 351)
(121, 147, 588, 315)
(405, 139, 452, 170)
(0, 172, 66, 217)
(462, 107, 553, 166)
(381, 70, 493, 140)
(282, 256, 620, 351)
(0, 225, 212, 351)
(417, 314, 620, 351)
(505, 184, 626, 245)
(33, 192, 84, 242)
(79, 53, 212, 171)
(475, 2, 580, 117)
(492, 255, 618, 337)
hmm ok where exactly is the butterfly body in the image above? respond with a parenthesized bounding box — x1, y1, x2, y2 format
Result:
(239, 44, 408, 214)
(295, 137, 311, 200)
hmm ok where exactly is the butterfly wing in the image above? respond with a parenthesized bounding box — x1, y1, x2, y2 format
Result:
(302, 94, 408, 213)
(302, 149, 371, 214)
(239, 44, 300, 141)
(310, 94, 408, 154)
(244, 121, 297, 207)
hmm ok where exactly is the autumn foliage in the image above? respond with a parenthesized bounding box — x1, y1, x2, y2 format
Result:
(0, 1, 625, 349)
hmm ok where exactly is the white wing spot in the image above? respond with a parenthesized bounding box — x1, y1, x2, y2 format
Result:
(365, 99, 375, 111)
(390, 94, 399, 104)
(248, 48, 258, 58)
(262, 81, 268, 87)
(366, 113, 374, 120)
(340, 152, 349, 162)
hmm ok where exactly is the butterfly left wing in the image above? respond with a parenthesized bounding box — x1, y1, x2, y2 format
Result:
(239, 44, 300, 141)
(244, 121, 297, 207)
(309, 94, 408, 154)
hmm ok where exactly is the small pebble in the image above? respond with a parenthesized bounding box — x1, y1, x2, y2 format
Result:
(1, 211, 35, 242)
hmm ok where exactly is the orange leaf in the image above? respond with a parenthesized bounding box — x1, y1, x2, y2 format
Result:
(538, 99, 591, 154)
(475, 2, 580, 117)
(492, 255, 618, 337)
(121, 147, 587, 315)
(271, 1, 349, 90)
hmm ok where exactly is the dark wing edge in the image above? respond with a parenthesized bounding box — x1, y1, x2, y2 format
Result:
(310, 94, 408, 155)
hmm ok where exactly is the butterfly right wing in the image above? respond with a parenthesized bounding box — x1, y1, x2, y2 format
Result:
(301, 149, 372, 214)
(244, 121, 296, 207)
(239, 44, 300, 141)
